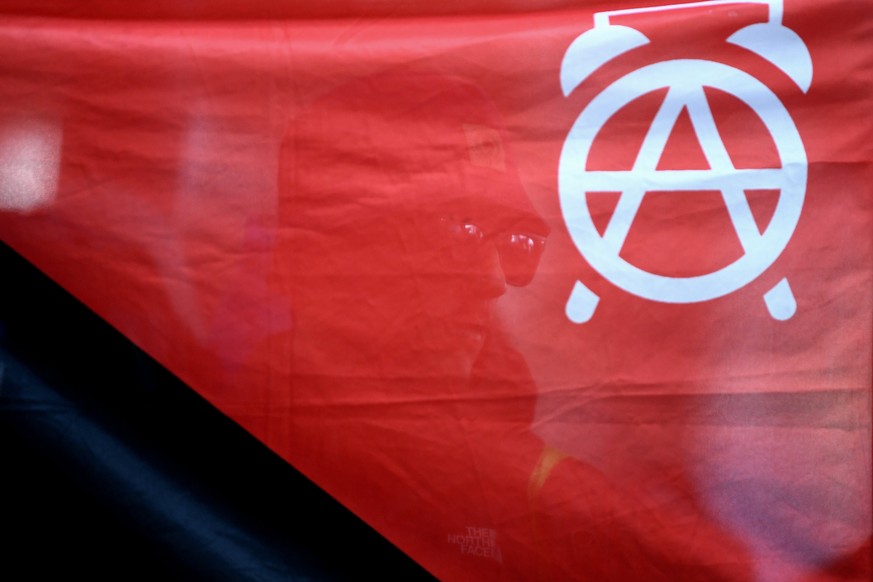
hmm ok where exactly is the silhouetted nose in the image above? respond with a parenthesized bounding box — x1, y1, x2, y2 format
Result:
(474, 240, 507, 300)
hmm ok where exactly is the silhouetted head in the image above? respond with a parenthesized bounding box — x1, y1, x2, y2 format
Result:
(277, 71, 547, 379)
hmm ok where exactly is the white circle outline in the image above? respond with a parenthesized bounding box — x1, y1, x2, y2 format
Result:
(559, 59, 806, 303)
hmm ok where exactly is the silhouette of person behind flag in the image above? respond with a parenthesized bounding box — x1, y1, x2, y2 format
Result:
(272, 69, 752, 581)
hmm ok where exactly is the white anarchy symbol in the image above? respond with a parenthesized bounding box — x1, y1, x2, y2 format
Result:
(558, 0, 812, 323)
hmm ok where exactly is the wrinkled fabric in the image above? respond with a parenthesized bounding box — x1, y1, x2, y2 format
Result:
(1, 1, 871, 579)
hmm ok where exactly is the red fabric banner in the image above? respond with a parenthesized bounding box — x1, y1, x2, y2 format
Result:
(1, 1, 871, 579)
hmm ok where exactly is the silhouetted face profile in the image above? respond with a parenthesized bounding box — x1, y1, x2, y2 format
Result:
(278, 71, 547, 380)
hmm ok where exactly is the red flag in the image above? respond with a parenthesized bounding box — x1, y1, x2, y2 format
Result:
(1, 1, 870, 579)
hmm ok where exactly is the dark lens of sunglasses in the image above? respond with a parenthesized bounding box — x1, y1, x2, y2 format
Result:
(442, 218, 485, 242)
(498, 233, 545, 287)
